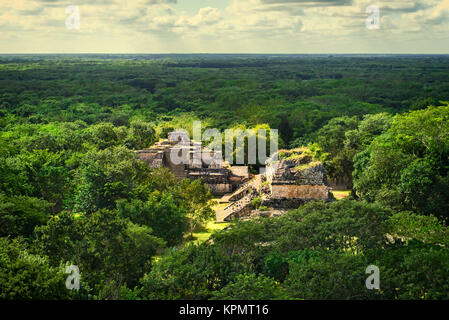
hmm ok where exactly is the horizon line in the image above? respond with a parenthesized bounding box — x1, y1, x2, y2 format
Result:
(1, 53, 449, 56)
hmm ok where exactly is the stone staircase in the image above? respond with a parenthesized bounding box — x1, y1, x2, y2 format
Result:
(228, 182, 252, 202)
(218, 175, 264, 221)
(221, 194, 254, 221)
(229, 175, 262, 201)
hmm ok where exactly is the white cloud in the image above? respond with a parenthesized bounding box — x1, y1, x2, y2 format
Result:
(0, 0, 448, 53)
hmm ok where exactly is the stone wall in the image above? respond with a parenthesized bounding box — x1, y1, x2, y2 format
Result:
(206, 183, 232, 194)
(265, 148, 330, 203)
(135, 150, 164, 168)
(261, 198, 311, 209)
(270, 184, 329, 200)
(259, 148, 331, 210)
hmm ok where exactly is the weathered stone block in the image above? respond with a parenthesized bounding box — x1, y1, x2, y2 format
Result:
(271, 184, 329, 200)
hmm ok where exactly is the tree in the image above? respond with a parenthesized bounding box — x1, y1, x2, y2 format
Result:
(140, 243, 241, 300)
(85, 122, 121, 150)
(0, 237, 71, 300)
(315, 113, 392, 188)
(145, 167, 178, 193)
(34, 210, 164, 293)
(353, 105, 449, 217)
(17, 150, 69, 211)
(175, 179, 215, 238)
(284, 251, 378, 300)
(275, 199, 393, 254)
(74, 146, 149, 214)
(126, 120, 156, 150)
(211, 273, 287, 300)
(389, 211, 449, 247)
(0, 149, 69, 211)
(315, 116, 359, 158)
(374, 241, 449, 300)
(315, 116, 359, 187)
(0, 194, 52, 238)
(117, 193, 188, 246)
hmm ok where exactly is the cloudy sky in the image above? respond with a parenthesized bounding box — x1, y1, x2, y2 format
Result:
(1, 0, 448, 53)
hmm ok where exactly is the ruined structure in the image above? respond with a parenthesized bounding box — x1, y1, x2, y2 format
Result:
(218, 148, 332, 222)
(136, 133, 331, 222)
(135, 131, 249, 195)
(263, 148, 331, 209)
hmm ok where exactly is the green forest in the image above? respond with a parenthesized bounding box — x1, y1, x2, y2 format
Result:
(1, 54, 449, 300)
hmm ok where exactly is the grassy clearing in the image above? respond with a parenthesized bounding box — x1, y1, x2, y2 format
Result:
(190, 220, 230, 245)
(153, 220, 230, 262)
(332, 190, 352, 200)
(188, 198, 232, 245)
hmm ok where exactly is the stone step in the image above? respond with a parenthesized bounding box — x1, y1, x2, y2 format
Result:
(222, 194, 254, 221)
(228, 175, 262, 201)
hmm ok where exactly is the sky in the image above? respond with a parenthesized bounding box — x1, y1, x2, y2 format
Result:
(0, 0, 448, 53)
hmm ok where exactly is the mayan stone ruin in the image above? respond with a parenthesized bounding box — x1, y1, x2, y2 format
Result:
(136, 133, 331, 222)
(135, 131, 249, 195)
(217, 148, 332, 222)
(262, 148, 331, 208)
